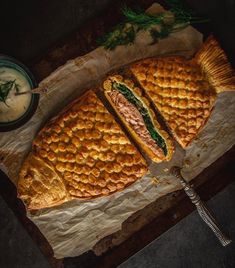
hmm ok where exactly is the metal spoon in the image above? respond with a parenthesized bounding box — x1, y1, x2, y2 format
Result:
(15, 87, 47, 96)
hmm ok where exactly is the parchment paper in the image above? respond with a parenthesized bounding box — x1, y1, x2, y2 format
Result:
(0, 4, 234, 258)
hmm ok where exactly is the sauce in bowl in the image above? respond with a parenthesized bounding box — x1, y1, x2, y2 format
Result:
(0, 67, 32, 122)
(0, 56, 39, 132)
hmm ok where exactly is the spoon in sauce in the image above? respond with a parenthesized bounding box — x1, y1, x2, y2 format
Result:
(15, 87, 48, 95)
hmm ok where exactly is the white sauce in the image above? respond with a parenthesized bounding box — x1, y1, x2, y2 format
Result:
(0, 67, 32, 123)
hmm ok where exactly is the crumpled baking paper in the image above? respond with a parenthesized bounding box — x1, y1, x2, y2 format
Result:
(0, 3, 234, 258)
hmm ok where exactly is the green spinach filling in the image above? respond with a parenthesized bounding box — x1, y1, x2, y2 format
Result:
(113, 82, 167, 156)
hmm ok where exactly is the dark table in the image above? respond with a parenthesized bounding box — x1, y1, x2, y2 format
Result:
(0, 0, 235, 267)
(119, 181, 235, 268)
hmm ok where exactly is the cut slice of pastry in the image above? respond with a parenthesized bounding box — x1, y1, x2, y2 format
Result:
(103, 75, 174, 163)
(130, 36, 235, 148)
(18, 90, 148, 210)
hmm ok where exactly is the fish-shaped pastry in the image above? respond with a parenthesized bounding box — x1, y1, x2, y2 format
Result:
(130, 36, 235, 148)
(18, 36, 234, 210)
(18, 91, 147, 210)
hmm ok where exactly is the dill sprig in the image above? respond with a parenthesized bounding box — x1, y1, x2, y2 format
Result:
(0, 80, 20, 107)
(98, 24, 135, 50)
(122, 7, 165, 30)
(98, 1, 208, 50)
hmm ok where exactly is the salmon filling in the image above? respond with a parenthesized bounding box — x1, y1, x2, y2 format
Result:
(108, 82, 167, 157)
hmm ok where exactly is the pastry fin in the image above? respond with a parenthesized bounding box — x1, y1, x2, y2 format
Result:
(195, 35, 235, 93)
(18, 153, 71, 210)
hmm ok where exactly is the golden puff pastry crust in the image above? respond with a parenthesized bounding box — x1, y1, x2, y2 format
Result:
(18, 90, 148, 210)
(103, 74, 174, 163)
(130, 36, 234, 148)
(130, 56, 217, 148)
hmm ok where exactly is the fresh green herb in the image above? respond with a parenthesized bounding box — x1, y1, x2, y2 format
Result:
(0, 80, 20, 106)
(98, 1, 208, 49)
(167, 0, 209, 24)
(98, 24, 135, 50)
(113, 82, 167, 156)
(150, 25, 172, 44)
(122, 6, 165, 30)
(14, 82, 20, 93)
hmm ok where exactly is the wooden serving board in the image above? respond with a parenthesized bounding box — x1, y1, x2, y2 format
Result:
(0, 0, 234, 267)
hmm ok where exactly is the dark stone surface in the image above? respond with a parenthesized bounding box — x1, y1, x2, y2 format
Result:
(1, 0, 112, 62)
(0, 196, 50, 268)
(184, 0, 235, 66)
(119, 181, 235, 268)
(1, 0, 235, 66)
(1, 181, 234, 268)
(0, 1, 234, 267)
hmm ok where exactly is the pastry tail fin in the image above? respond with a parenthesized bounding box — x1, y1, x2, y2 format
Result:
(195, 35, 235, 93)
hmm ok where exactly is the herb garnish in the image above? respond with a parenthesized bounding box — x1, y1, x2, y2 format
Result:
(98, 1, 208, 50)
(113, 82, 167, 156)
(0, 80, 20, 106)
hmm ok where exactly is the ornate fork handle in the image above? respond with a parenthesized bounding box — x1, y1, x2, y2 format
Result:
(171, 166, 232, 247)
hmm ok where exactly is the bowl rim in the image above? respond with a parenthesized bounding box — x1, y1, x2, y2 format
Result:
(0, 55, 39, 132)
